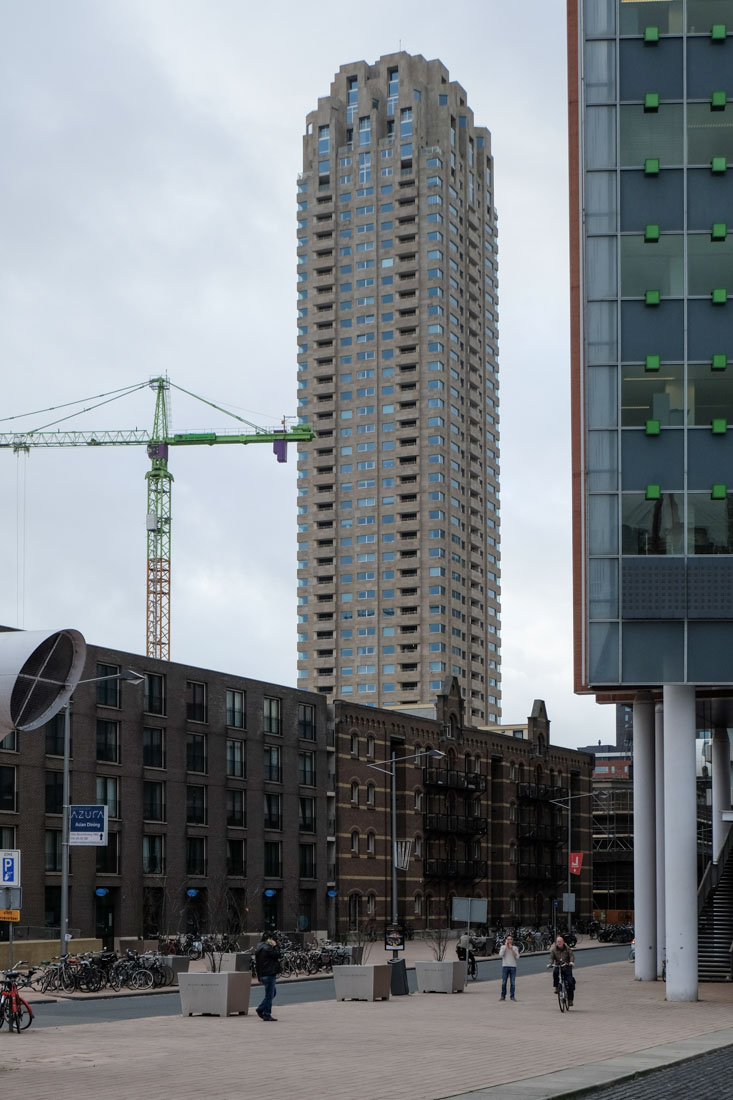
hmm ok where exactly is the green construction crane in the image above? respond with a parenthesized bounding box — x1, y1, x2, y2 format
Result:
(1, 376, 313, 660)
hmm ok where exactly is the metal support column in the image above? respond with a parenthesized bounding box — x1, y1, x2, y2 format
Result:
(633, 693, 656, 981)
(654, 702, 666, 980)
(663, 684, 698, 1002)
(712, 727, 731, 865)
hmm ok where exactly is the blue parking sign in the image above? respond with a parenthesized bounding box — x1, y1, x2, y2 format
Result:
(0, 850, 20, 887)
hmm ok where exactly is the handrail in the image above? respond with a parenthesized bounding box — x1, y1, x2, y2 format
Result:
(698, 824, 733, 916)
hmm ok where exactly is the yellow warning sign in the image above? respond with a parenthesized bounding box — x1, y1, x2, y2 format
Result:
(0, 909, 20, 922)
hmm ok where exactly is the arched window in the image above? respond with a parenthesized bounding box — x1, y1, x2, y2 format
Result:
(351, 780, 360, 805)
(464, 752, 472, 772)
(366, 891, 376, 915)
(366, 781, 376, 807)
(348, 892, 361, 929)
(509, 843, 517, 865)
(413, 787, 423, 811)
(414, 834, 423, 857)
(366, 735, 375, 759)
(425, 893, 433, 923)
(509, 760, 517, 781)
(350, 830, 360, 854)
(509, 801, 517, 823)
(366, 830, 375, 855)
(350, 733, 359, 756)
(414, 892, 423, 916)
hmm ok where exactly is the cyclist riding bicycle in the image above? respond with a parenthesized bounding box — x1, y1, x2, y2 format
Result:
(456, 931, 476, 970)
(548, 935, 576, 1006)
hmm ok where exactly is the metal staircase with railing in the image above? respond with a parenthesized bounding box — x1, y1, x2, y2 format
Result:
(698, 832, 733, 982)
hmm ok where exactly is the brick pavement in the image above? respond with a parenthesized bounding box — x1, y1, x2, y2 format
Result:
(4, 960, 733, 1100)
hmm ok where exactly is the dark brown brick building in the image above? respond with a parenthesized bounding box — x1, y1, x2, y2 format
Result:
(332, 682, 593, 936)
(0, 640, 330, 945)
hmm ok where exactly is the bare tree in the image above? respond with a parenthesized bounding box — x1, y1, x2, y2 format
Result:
(425, 926, 451, 961)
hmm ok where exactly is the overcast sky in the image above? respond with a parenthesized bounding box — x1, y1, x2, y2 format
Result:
(0, 0, 614, 749)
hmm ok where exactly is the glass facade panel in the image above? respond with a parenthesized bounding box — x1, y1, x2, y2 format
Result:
(619, 105, 683, 167)
(589, 621, 619, 682)
(586, 172, 617, 234)
(687, 104, 733, 165)
(688, 364, 733, 425)
(688, 235, 733, 296)
(589, 558, 619, 619)
(586, 236, 617, 299)
(687, 0, 733, 33)
(621, 362, 684, 426)
(586, 301, 618, 363)
(688, 494, 733, 554)
(619, 1, 682, 36)
(619, 39, 683, 101)
(587, 366, 618, 427)
(621, 493, 684, 554)
(621, 622, 684, 683)
(620, 234, 684, 297)
(589, 494, 619, 554)
(585, 40, 616, 103)
(584, 0, 616, 37)
(585, 106, 617, 169)
(587, 431, 618, 490)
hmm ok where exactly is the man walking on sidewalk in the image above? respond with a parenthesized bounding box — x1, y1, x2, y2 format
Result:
(255, 934, 281, 1021)
(499, 934, 519, 1001)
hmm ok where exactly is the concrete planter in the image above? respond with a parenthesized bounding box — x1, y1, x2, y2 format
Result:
(219, 952, 253, 973)
(414, 960, 466, 994)
(333, 964, 391, 1002)
(179, 971, 251, 1016)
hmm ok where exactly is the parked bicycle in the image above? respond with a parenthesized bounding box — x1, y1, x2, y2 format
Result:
(0, 968, 34, 1031)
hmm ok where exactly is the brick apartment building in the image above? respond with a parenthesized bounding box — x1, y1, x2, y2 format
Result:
(332, 681, 594, 936)
(0, 638, 330, 945)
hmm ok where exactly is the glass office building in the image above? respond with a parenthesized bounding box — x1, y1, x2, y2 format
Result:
(569, 0, 733, 1003)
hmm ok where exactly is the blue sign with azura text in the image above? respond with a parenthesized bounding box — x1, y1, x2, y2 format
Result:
(69, 805, 108, 846)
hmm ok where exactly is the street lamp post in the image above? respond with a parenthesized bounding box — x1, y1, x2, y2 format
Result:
(549, 789, 598, 936)
(368, 747, 445, 959)
(59, 668, 144, 959)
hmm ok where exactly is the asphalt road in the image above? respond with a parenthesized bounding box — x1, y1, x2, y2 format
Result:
(28, 944, 630, 1028)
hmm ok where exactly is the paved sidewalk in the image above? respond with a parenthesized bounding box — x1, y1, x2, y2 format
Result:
(4, 959, 733, 1100)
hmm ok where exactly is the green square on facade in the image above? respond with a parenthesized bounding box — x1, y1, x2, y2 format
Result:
(712, 484, 727, 499)
(712, 222, 727, 240)
(645, 224, 661, 242)
(644, 93, 660, 112)
(712, 24, 727, 40)
(646, 420, 661, 436)
(712, 91, 727, 110)
(645, 158, 660, 175)
(646, 354, 661, 371)
(646, 484, 661, 500)
(646, 289, 661, 305)
(644, 26, 660, 43)
(712, 419, 728, 434)
(713, 354, 728, 370)
(713, 288, 728, 304)
(712, 157, 728, 174)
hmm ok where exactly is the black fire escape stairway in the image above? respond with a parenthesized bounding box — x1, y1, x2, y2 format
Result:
(698, 832, 733, 982)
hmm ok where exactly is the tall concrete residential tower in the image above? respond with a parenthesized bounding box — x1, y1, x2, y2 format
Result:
(569, 0, 733, 1002)
(296, 53, 500, 725)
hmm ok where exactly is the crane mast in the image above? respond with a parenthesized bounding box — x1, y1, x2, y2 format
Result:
(0, 376, 313, 660)
(145, 379, 172, 660)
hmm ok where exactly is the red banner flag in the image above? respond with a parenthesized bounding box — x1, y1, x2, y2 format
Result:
(569, 852, 583, 876)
